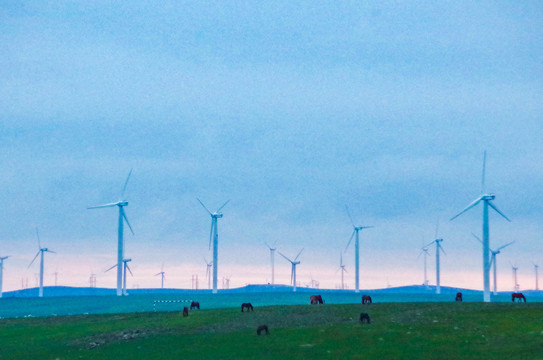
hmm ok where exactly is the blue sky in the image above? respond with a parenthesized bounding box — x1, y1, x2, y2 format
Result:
(1, 1, 542, 291)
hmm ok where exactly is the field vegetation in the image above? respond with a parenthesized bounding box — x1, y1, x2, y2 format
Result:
(0, 301, 542, 359)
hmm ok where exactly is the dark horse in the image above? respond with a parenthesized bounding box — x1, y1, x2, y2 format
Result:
(455, 292, 463, 302)
(362, 295, 372, 304)
(241, 303, 254, 312)
(310, 295, 324, 304)
(182, 307, 189, 317)
(256, 325, 269, 335)
(190, 301, 200, 310)
(512, 292, 526, 302)
(359, 313, 371, 324)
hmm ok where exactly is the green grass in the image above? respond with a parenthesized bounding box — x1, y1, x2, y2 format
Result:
(1, 302, 542, 359)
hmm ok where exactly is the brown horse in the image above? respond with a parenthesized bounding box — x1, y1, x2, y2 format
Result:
(512, 292, 526, 302)
(455, 292, 463, 302)
(310, 295, 323, 304)
(256, 325, 269, 335)
(362, 295, 372, 304)
(359, 313, 371, 324)
(190, 301, 200, 310)
(241, 303, 254, 312)
(182, 307, 189, 317)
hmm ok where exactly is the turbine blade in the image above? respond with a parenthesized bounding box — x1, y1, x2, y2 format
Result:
(496, 240, 515, 251)
(423, 240, 435, 248)
(197, 198, 212, 215)
(488, 201, 511, 222)
(126, 265, 134, 277)
(46, 250, 56, 254)
(216, 199, 230, 213)
(154, 272, 162, 276)
(481, 151, 486, 194)
(122, 210, 135, 235)
(450, 196, 483, 221)
(434, 220, 439, 238)
(278, 251, 292, 262)
(294, 248, 304, 261)
(209, 221, 214, 250)
(439, 243, 446, 255)
(28, 251, 40, 268)
(87, 202, 119, 209)
(471, 232, 483, 244)
(121, 169, 133, 198)
(105, 264, 117, 272)
(264, 241, 271, 250)
(345, 205, 355, 227)
(344, 230, 355, 252)
(35, 227, 41, 249)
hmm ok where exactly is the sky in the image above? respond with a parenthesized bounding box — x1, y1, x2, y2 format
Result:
(1, 1, 542, 292)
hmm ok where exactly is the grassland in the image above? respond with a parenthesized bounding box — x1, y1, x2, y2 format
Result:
(0, 302, 542, 360)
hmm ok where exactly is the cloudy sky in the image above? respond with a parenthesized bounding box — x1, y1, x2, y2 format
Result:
(1, 1, 542, 292)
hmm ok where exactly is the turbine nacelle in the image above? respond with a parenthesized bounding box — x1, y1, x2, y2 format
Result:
(481, 194, 495, 201)
(211, 213, 224, 219)
(117, 201, 129, 207)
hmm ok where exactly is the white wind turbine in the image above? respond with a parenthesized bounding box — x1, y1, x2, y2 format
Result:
(418, 247, 431, 288)
(424, 237, 445, 294)
(204, 257, 212, 290)
(534, 263, 539, 291)
(88, 170, 134, 296)
(511, 264, 519, 291)
(198, 198, 229, 294)
(337, 252, 347, 290)
(106, 258, 133, 295)
(0, 256, 9, 298)
(28, 228, 56, 297)
(345, 205, 373, 293)
(155, 264, 165, 289)
(472, 233, 514, 295)
(264, 242, 277, 285)
(450, 152, 511, 302)
(278, 249, 303, 292)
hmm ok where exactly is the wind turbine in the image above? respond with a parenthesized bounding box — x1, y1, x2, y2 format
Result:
(0, 256, 9, 298)
(337, 252, 347, 290)
(424, 238, 445, 294)
(511, 264, 519, 291)
(344, 205, 373, 293)
(155, 264, 165, 289)
(418, 247, 431, 288)
(534, 263, 539, 291)
(28, 228, 56, 297)
(105, 258, 133, 295)
(88, 170, 135, 296)
(278, 249, 303, 292)
(450, 151, 511, 302)
(197, 198, 229, 294)
(264, 242, 277, 285)
(472, 233, 514, 295)
(204, 257, 212, 290)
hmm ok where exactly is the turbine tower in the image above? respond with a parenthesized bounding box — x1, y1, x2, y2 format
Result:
(0, 256, 9, 298)
(278, 249, 303, 292)
(88, 170, 135, 296)
(265, 242, 277, 285)
(198, 198, 229, 294)
(345, 205, 373, 293)
(512, 264, 519, 291)
(338, 252, 347, 290)
(424, 238, 445, 294)
(472, 233, 514, 295)
(418, 247, 430, 288)
(534, 263, 539, 291)
(105, 258, 133, 295)
(204, 257, 212, 290)
(28, 228, 56, 297)
(450, 151, 511, 302)
(155, 264, 165, 289)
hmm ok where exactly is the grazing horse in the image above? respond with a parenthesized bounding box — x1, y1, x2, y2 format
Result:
(455, 292, 463, 302)
(241, 303, 254, 312)
(182, 307, 189, 317)
(256, 325, 269, 335)
(362, 295, 372, 304)
(359, 313, 371, 324)
(310, 295, 324, 304)
(512, 292, 526, 302)
(190, 301, 200, 310)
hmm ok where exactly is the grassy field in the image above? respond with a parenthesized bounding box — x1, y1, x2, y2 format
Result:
(0, 302, 542, 360)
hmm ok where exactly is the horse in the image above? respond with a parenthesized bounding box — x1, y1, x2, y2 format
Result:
(362, 295, 372, 304)
(455, 292, 463, 302)
(310, 295, 324, 304)
(359, 313, 371, 324)
(190, 301, 200, 310)
(241, 303, 254, 312)
(512, 292, 526, 302)
(182, 307, 189, 317)
(256, 325, 269, 335)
